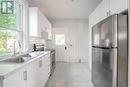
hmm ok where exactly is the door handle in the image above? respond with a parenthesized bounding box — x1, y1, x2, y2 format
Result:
(39, 60, 42, 68)
(23, 71, 27, 81)
(65, 46, 67, 50)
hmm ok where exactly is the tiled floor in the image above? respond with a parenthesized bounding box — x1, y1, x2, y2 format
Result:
(45, 63, 94, 87)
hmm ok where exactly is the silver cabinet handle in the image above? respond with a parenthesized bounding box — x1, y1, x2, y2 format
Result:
(23, 71, 27, 81)
(39, 60, 42, 68)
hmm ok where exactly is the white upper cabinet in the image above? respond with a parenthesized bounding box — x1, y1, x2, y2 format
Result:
(29, 7, 41, 37)
(89, 0, 109, 27)
(29, 7, 52, 39)
(41, 16, 52, 40)
(46, 21, 52, 40)
(110, 0, 128, 14)
(89, 0, 128, 27)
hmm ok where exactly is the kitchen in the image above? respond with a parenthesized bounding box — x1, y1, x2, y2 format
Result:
(0, 0, 129, 87)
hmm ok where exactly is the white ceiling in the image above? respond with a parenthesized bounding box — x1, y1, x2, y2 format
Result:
(29, 0, 102, 20)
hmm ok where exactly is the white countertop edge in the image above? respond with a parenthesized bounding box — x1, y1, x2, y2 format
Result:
(0, 51, 50, 80)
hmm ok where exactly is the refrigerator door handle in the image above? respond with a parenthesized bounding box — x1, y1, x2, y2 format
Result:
(112, 48, 117, 87)
(92, 46, 116, 49)
(112, 15, 118, 47)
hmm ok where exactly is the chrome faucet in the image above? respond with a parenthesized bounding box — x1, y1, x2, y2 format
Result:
(13, 40, 22, 55)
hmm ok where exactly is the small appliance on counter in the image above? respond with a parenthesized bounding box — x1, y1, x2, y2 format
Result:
(33, 44, 45, 51)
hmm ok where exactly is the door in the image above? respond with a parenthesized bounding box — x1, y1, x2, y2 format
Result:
(53, 28, 70, 62)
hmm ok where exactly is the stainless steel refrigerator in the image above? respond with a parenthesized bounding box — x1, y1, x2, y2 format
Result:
(92, 12, 128, 87)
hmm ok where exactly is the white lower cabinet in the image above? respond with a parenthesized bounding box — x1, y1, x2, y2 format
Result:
(27, 59, 41, 87)
(41, 54, 50, 87)
(3, 67, 27, 87)
(2, 53, 50, 87)
(27, 54, 50, 87)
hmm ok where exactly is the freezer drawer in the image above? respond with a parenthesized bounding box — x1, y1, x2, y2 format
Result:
(92, 47, 117, 87)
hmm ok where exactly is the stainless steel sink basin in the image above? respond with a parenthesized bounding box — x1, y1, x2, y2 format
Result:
(2, 57, 27, 63)
(0, 52, 45, 63)
(0, 54, 32, 63)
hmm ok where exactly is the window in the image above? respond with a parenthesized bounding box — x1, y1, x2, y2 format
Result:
(0, 0, 22, 29)
(0, 0, 23, 56)
(55, 34, 65, 45)
(0, 30, 21, 55)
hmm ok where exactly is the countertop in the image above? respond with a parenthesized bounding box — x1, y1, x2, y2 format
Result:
(0, 51, 50, 80)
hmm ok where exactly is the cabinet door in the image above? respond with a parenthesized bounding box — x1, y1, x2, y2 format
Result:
(96, 0, 110, 22)
(41, 12, 52, 40)
(3, 68, 26, 87)
(27, 60, 41, 87)
(29, 7, 39, 37)
(38, 9, 44, 37)
(41, 54, 50, 87)
(110, 0, 128, 14)
(45, 54, 51, 80)
(40, 12, 48, 32)
(41, 57, 46, 87)
(46, 21, 52, 40)
(90, 0, 109, 26)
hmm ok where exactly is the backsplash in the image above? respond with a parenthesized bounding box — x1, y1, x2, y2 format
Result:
(29, 37, 46, 51)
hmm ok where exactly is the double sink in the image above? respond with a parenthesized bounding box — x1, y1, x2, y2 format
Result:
(0, 52, 45, 63)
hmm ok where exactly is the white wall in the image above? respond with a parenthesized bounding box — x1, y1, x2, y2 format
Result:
(52, 19, 89, 63)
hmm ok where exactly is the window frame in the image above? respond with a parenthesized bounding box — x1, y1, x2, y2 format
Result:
(55, 34, 66, 46)
(0, 0, 24, 56)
